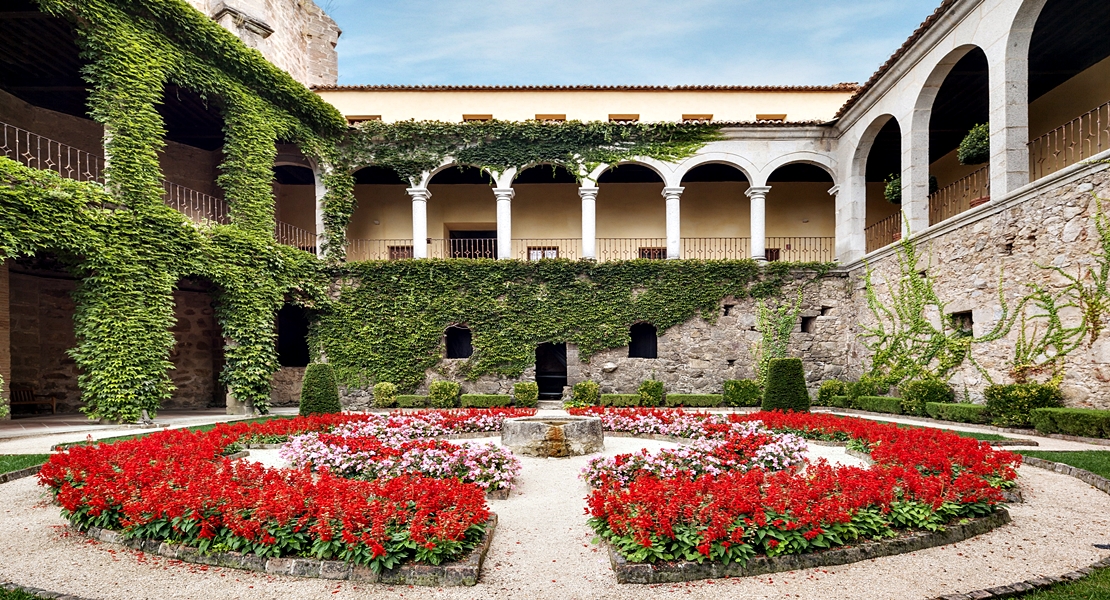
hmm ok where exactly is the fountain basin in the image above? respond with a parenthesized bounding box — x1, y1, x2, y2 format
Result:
(501, 416, 604, 458)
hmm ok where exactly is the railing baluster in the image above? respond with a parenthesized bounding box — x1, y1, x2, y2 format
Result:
(1029, 99, 1110, 181)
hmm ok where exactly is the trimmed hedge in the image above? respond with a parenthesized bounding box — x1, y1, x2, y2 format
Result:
(816, 380, 847, 406)
(299, 364, 342, 417)
(638, 380, 665, 407)
(847, 377, 887, 404)
(428, 381, 461, 409)
(395, 395, 428, 408)
(371, 382, 397, 409)
(1031, 408, 1110, 438)
(513, 382, 539, 408)
(600, 394, 641, 407)
(665, 394, 724, 407)
(723, 380, 762, 407)
(899, 379, 953, 416)
(925, 402, 989, 424)
(762, 358, 810, 412)
(573, 381, 601, 406)
(460, 394, 512, 408)
(856, 396, 903, 415)
(984, 383, 1063, 427)
(829, 395, 852, 408)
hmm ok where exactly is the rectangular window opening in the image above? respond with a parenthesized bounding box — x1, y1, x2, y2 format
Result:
(801, 316, 817, 334)
(756, 113, 787, 122)
(528, 246, 559, 261)
(463, 114, 493, 122)
(949, 311, 973, 335)
(609, 114, 640, 123)
(535, 114, 566, 122)
(347, 115, 382, 125)
(765, 248, 782, 262)
(682, 114, 713, 122)
(388, 245, 414, 260)
(639, 247, 667, 260)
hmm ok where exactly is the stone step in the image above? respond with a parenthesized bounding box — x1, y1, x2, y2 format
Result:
(536, 400, 564, 410)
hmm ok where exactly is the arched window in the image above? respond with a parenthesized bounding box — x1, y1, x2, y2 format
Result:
(446, 325, 473, 359)
(628, 323, 658, 359)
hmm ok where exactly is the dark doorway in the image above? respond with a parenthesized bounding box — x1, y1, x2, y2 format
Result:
(276, 304, 310, 367)
(535, 342, 568, 399)
(446, 325, 473, 358)
(628, 323, 658, 358)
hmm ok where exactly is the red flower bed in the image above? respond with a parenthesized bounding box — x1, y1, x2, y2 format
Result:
(39, 410, 533, 572)
(574, 408, 1020, 566)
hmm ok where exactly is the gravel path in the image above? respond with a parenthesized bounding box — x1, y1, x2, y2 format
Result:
(2, 434, 1109, 599)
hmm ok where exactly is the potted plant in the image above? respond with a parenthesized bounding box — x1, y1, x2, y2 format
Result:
(957, 123, 990, 166)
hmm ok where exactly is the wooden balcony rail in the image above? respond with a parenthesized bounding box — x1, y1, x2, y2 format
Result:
(274, 220, 316, 253)
(596, 238, 668, 261)
(1, 120, 102, 183)
(681, 237, 752, 260)
(865, 213, 902, 254)
(764, 237, 835, 262)
(929, 165, 990, 226)
(1028, 99, 1110, 181)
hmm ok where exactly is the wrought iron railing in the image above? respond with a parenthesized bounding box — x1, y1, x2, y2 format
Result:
(346, 238, 416, 261)
(512, 239, 581, 261)
(681, 237, 752, 260)
(1028, 100, 1110, 181)
(763, 237, 835, 262)
(163, 180, 229, 225)
(596, 238, 668, 261)
(865, 213, 902, 254)
(1, 121, 102, 182)
(426, 238, 498, 259)
(274, 220, 316, 253)
(929, 165, 990, 225)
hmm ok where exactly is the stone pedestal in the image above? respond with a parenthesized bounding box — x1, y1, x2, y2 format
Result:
(501, 416, 603, 457)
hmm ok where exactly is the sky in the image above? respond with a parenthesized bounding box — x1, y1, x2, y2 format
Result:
(323, 0, 944, 87)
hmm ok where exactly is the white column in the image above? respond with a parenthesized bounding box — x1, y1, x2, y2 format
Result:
(747, 186, 771, 261)
(579, 187, 598, 260)
(407, 187, 430, 259)
(831, 183, 863, 264)
(494, 187, 514, 260)
(990, 48, 1031, 196)
(662, 186, 683, 259)
(312, 163, 328, 257)
(903, 120, 931, 236)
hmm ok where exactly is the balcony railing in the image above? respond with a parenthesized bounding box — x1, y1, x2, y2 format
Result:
(681, 237, 752, 260)
(929, 165, 990, 225)
(512, 239, 582, 260)
(1, 121, 102, 183)
(865, 213, 902, 254)
(163, 180, 229, 225)
(275, 221, 316, 253)
(597, 238, 668, 261)
(347, 238, 416, 261)
(1028, 99, 1110, 181)
(764, 237, 835, 262)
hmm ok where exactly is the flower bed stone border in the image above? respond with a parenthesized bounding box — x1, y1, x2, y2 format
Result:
(0, 581, 95, 600)
(79, 514, 497, 587)
(607, 509, 1012, 584)
(0, 465, 43, 484)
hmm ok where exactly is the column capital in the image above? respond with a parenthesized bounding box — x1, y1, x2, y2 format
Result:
(746, 186, 772, 198)
(827, 185, 841, 197)
(493, 187, 515, 201)
(406, 187, 431, 201)
(578, 187, 599, 200)
(662, 186, 685, 198)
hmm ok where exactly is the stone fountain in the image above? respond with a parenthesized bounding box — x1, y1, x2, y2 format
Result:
(501, 416, 604, 458)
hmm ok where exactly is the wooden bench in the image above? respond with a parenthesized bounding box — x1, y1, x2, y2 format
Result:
(9, 385, 55, 415)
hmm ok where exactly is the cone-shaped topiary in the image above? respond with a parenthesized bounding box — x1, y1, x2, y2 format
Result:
(762, 358, 810, 412)
(299, 363, 342, 416)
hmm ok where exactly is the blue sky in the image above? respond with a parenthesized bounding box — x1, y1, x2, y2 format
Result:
(323, 0, 943, 86)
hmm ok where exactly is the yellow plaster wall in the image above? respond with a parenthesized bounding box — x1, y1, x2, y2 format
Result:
(680, 182, 751, 237)
(929, 148, 985, 189)
(1029, 55, 1110, 139)
(513, 184, 582, 239)
(317, 89, 853, 124)
(866, 182, 900, 228)
(275, 184, 317, 233)
(765, 183, 835, 237)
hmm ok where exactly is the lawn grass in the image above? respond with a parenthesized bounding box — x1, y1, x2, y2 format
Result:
(0, 454, 50, 474)
(895, 423, 1008, 441)
(53, 415, 293, 450)
(0, 588, 47, 600)
(1019, 450, 1110, 479)
(1017, 567, 1110, 599)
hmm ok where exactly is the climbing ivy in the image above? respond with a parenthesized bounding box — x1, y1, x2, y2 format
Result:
(313, 259, 831, 392)
(753, 287, 806, 386)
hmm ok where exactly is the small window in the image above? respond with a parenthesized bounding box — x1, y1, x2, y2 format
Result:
(756, 113, 787, 122)
(682, 114, 713, 122)
(949, 311, 973, 336)
(463, 114, 493, 122)
(765, 248, 782, 262)
(277, 305, 310, 367)
(446, 326, 473, 359)
(801, 316, 817, 334)
(347, 115, 382, 125)
(722, 304, 736, 316)
(528, 246, 558, 261)
(388, 245, 414, 260)
(629, 323, 658, 359)
(639, 247, 667, 260)
(609, 114, 640, 123)
(535, 114, 566, 122)
(820, 306, 834, 317)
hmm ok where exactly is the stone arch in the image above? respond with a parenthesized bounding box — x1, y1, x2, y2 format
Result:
(590, 158, 672, 186)
(674, 153, 757, 188)
(760, 153, 838, 187)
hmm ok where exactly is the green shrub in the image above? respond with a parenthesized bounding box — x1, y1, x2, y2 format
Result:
(723, 380, 762, 407)
(665, 394, 723, 407)
(372, 382, 397, 409)
(984, 383, 1063, 427)
(299, 363, 342, 416)
(1030, 408, 1110, 438)
(856, 396, 903, 414)
(460, 394, 512, 408)
(762, 358, 810, 412)
(573, 381, 601, 406)
(899, 379, 953, 416)
(600, 394, 641, 407)
(637, 380, 665, 407)
(816, 380, 847, 406)
(395, 395, 428, 408)
(829, 395, 852, 408)
(513, 382, 539, 408)
(847, 377, 888, 407)
(925, 402, 989, 424)
(428, 381, 461, 409)
(957, 123, 990, 165)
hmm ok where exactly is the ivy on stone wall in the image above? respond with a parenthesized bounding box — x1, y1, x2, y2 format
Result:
(313, 259, 830, 393)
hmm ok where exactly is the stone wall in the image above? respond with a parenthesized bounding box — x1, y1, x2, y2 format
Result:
(167, 290, 223, 410)
(270, 366, 304, 406)
(845, 164, 1110, 408)
(8, 272, 81, 414)
(185, 0, 340, 87)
